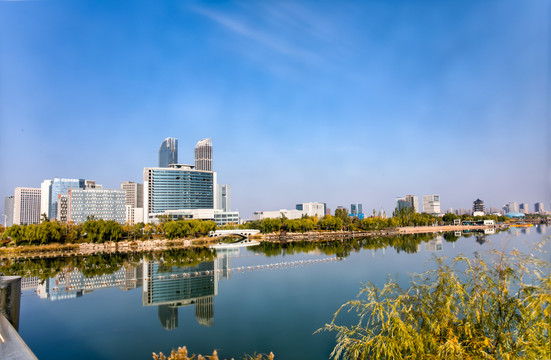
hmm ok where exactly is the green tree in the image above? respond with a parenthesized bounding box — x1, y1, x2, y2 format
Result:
(319, 247, 551, 359)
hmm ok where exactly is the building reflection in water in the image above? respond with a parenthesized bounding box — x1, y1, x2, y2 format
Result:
(31, 249, 240, 330)
(142, 260, 217, 329)
(425, 236, 443, 252)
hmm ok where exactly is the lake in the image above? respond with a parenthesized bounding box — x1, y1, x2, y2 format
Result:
(6, 226, 549, 359)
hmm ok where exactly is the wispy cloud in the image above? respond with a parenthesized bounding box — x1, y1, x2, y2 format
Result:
(190, 4, 326, 67)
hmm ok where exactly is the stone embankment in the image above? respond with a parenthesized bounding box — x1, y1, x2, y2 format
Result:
(0, 238, 214, 260)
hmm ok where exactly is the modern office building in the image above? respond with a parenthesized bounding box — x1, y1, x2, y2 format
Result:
(422, 195, 441, 215)
(216, 184, 231, 212)
(519, 203, 530, 214)
(13, 187, 41, 225)
(534, 202, 545, 214)
(41, 178, 87, 220)
(67, 188, 126, 224)
(159, 137, 178, 168)
(4, 195, 14, 227)
(194, 138, 212, 171)
(396, 195, 418, 213)
(143, 164, 216, 223)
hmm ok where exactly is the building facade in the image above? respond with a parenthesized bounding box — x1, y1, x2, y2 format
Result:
(159, 137, 178, 168)
(534, 202, 545, 214)
(120, 181, 143, 208)
(194, 138, 212, 171)
(143, 164, 216, 223)
(41, 178, 87, 220)
(67, 188, 126, 224)
(13, 187, 41, 225)
(295, 202, 326, 217)
(4, 195, 14, 227)
(216, 184, 231, 212)
(422, 195, 441, 215)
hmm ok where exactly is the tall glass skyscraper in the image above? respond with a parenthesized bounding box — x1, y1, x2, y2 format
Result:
(159, 137, 178, 167)
(194, 138, 212, 171)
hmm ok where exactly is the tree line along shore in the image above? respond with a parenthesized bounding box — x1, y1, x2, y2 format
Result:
(0, 209, 546, 256)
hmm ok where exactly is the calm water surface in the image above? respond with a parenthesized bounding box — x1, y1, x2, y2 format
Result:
(8, 226, 549, 359)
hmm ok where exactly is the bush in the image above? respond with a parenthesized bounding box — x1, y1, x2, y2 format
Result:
(318, 244, 550, 359)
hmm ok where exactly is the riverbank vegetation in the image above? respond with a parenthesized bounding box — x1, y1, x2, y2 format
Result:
(0, 209, 514, 247)
(0, 217, 217, 247)
(318, 244, 551, 359)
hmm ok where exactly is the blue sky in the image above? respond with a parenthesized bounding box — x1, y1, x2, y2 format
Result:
(0, 0, 549, 218)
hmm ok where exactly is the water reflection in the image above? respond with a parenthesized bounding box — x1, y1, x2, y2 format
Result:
(23, 249, 239, 330)
(10, 226, 542, 333)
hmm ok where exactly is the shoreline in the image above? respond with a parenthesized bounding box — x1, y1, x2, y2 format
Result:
(0, 224, 510, 260)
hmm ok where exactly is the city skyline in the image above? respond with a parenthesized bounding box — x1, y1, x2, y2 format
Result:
(1, 1, 549, 218)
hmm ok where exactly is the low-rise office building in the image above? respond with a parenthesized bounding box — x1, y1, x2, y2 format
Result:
(67, 188, 126, 224)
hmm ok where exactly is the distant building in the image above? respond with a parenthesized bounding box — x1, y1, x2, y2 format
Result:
(143, 164, 215, 223)
(41, 178, 87, 221)
(422, 195, 441, 215)
(350, 204, 364, 218)
(120, 181, 143, 208)
(13, 187, 41, 225)
(473, 199, 485, 213)
(67, 188, 126, 224)
(216, 184, 231, 212)
(126, 206, 144, 225)
(121, 181, 144, 225)
(254, 202, 326, 221)
(325, 208, 331, 216)
(396, 195, 419, 213)
(534, 202, 545, 214)
(296, 202, 326, 217)
(159, 208, 239, 226)
(519, 203, 529, 214)
(4, 195, 14, 227)
(85, 180, 102, 189)
(455, 208, 468, 216)
(194, 138, 212, 171)
(159, 137, 178, 168)
(507, 202, 519, 213)
(57, 194, 69, 223)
